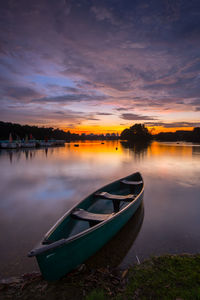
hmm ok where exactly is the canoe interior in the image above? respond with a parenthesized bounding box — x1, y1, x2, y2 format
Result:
(43, 172, 143, 244)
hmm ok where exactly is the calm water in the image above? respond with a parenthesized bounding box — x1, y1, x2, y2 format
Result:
(0, 141, 200, 278)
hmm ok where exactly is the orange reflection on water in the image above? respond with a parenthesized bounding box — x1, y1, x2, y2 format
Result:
(68, 141, 121, 153)
(147, 142, 193, 158)
(1, 139, 200, 279)
(65, 141, 124, 167)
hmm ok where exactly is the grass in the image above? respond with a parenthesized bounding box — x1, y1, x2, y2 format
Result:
(85, 254, 200, 300)
(85, 289, 106, 300)
(1, 254, 200, 300)
(118, 254, 200, 300)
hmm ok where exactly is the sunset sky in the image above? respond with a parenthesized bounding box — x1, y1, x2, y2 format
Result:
(0, 0, 200, 134)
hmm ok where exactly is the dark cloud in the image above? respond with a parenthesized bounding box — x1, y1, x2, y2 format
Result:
(54, 111, 65, 115)
(116, 107, 128, 111)
(143, 74, 200, 99)
(190, 99, 200, 111)
(120, 113, 156, 121)
(87, 117, 100, 121)
(32, 94, 108, 103)
(0, 104, 101, 126)
(96, 112, 113, 115)
(1, 86, 44, 102)
(145, 121, 200, 128)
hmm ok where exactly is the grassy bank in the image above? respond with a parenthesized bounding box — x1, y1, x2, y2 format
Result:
(1, 254, 200, 300)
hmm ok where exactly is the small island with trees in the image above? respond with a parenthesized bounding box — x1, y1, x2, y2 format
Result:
(120, 124, 152, 143)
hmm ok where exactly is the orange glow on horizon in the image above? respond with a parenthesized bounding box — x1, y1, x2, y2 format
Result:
(60, 125, 194, 135)
(61, 125, 123, 135)
(148, 126, 194, 134)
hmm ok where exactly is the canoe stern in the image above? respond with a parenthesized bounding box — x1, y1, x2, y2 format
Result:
(36, 190, 143, 280)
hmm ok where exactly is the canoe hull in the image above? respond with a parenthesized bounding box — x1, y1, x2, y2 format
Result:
(36, 190, 143, 280)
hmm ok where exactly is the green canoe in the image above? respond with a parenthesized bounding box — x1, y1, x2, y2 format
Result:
(28, 172, 144, 280)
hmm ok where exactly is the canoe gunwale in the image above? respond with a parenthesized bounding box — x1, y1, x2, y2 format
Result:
(28, 172, 144, 257)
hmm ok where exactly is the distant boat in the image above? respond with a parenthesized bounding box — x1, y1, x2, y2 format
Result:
(39, 140, 65, 147)
(0, 134, 18, 148)
(74, 144, 79, 147)
(21, 142, 36, 148)
(39, 141, 53, 147)
(1, 142, 17, 149)
(101, 142, 105, 144)
(21, 135, 35, 148)
(28, 172, 144, 280)
(9, 133, 13, 143)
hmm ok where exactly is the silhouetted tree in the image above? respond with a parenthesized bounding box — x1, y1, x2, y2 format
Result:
(192, 127, 200, 142)
(120, 124, 152, 142)
(0, 121, 73, 140)
(0, 121, 120, 141)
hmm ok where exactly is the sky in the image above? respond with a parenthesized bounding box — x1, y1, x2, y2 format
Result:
(0, 0, 200, 134)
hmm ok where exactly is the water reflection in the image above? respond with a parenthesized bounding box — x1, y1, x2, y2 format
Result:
(0, 147, 55, 163)
(120, 141, 151, 159)
(192, 145, 200, 156)
(0, 141, 200, 278)
(86, 203, 144, 268)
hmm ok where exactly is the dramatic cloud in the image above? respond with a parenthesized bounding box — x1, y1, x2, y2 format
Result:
(1, 86, 44, 102)
(145, 121, 200, 128)
(32, 94, 108, 103)
(0, 0, 200, 131)
(96, 112, 113, 116)
(120, 113, 156, 121)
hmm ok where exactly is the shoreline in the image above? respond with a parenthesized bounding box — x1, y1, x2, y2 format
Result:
(1, 253, 200, 300)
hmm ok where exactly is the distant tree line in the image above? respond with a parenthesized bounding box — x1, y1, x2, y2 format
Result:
(120, 123, 200, 143)
(1, 121, 200, 142)
(154, 128, 200, 143)
(0, 121, 118, 141)
(0, 121, 78, 141)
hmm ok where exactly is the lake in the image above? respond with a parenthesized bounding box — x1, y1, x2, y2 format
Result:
(0, 140, 200, 279)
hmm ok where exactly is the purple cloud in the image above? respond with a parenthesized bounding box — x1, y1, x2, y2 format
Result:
(120, 113, 157, 121)
(0, 0, 200, 128)
(1, 86, 43, 102)
(145, 122, 200, 128)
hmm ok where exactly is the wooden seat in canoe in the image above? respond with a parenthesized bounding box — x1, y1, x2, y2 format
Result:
(71, 209, 112, 226)
(121, 180, 143, 185)
(95, 191, 135, 201)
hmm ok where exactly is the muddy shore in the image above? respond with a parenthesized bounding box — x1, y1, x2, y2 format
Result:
(1, 254, 200, 300)
(1, 264, 127, 300)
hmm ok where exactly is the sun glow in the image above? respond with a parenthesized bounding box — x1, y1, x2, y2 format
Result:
(61, 125, 195, 135)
